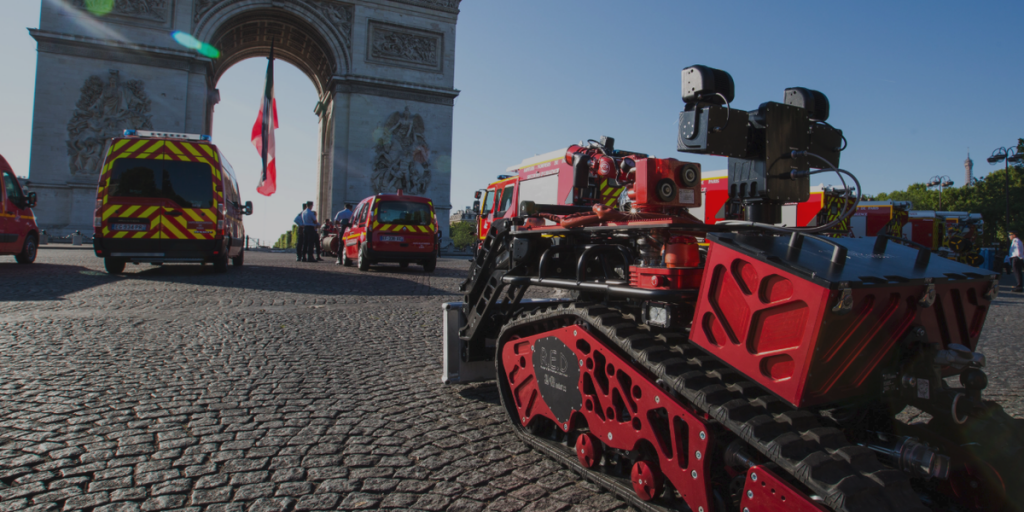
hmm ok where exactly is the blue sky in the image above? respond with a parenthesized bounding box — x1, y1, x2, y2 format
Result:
(3, 1, 1022, 243)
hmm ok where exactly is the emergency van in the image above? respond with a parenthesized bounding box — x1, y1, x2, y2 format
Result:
(339, 191, 438, 272)
(92, 130, 252, 274)
(0, 153, 39, 264)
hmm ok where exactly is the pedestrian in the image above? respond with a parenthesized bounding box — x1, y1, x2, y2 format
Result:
(1010, 231, 1023, 292)
(334, 203, 354, 265)
(334, 203, 354, 230)
(301, 201, 318, 262)
(293, 203, 307, 262)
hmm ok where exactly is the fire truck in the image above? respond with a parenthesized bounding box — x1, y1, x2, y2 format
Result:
(444, 66, 1020, 512)
(475, 145, 626, 245)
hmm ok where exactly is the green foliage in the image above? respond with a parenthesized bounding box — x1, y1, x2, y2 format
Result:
(871, 139, 1024, 247)
(450, 221, 477, 251)
(273, 225, 299, 249)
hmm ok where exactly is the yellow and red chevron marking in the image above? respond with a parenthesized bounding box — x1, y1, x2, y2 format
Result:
(96, 138, 222, 207)
(372, 221, 436, 234)
(99, 204, 163, 239)
(162, 208, 217, 240)
(599, 179, 624, 208)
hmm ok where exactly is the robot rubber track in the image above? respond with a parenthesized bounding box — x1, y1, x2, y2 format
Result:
(494, 302, 929, 512)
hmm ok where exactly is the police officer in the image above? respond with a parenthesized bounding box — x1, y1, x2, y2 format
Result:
(293, 203, 308, 262)
(334, 203, 354, 265)
(300, 201, 318, 262)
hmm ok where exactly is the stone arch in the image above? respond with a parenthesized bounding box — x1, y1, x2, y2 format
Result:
(194, 0, 353, 95)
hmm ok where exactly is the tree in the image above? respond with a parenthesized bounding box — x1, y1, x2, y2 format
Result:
(450, 221, 477, 251)
(871, 140, 1024, 247)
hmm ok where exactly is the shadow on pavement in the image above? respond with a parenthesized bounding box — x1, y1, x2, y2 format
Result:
(458, 381, 501, 406)
(0, 263, 114, 302)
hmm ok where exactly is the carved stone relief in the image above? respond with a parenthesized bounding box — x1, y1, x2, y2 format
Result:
(66, 70, 153, 175)
(315, 1, 353, 37)
(193, 0, 221, 23)
(368, 21, 442, 72)
(371, 107, 432, 195)
(391, 0, 460, 13)
(72, 0, 169, 22)
(195, 0, 353, 39)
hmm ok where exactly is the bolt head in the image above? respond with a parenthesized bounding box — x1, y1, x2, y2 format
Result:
(699, 431, 706, 440)
(751, 472, 757, 482)
(563, 423, 568, 430)
(579, 360, 584, 366)
(573, 329, 578, 336)
(655, 396, 660, 403)
(744, 508, 750, 512)
(699, 508, 704, 512)
(607, 432, 613, 441)
(691, 470, 698, 479)
(696, 450, 702, 460)
(747, 490, 754, 499)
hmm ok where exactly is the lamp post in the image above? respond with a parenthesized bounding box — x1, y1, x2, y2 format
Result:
(926, 175, 954, 210)
(987, 147, 1022, 238)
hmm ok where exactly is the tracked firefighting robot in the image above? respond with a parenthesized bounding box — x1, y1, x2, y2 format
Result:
(445, 66, 1021, 512)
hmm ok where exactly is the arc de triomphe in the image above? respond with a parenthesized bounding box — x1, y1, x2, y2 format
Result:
(26, 0, 459, 243)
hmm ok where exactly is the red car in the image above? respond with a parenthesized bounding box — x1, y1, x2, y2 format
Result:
(339, 191, 438, 272)
(0, 154, 39, 264)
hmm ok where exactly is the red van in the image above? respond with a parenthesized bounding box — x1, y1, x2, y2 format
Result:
(0, 154, 39, 264)
(339, 191, 438, 272)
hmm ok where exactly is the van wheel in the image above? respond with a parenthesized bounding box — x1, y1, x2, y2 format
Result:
(357, 243, 371, 271)
(399, 262, 409, 269)
(232, 249, 244, 267)
(422, 257, 437, 273)
(104, 257, 126, 275)
(15, 234, 37, 264)
(341, 249, 353, 267)
(213, 253, 228, 273)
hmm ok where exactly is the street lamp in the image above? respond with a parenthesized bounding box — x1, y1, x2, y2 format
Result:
(987, 146, 1022, 238)
(926, 175, 954, 210)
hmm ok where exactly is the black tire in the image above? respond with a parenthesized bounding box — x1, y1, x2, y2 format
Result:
(357, 243, 371, 271)
(341, 248, 353, 267)
(213, 253, 228, 273)
(104, 257, 125, 275)
(422, 256, 437, 273)
(232, 248, 244, 267)
(15, 234, 37, 264)
(399, 262, 409, 269)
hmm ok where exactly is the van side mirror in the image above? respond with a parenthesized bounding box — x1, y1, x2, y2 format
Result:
(474, 190, 482, 199)
(473, 200, 480, 211)
(26, 192, 38, 208)
(244, 201, 253, 215)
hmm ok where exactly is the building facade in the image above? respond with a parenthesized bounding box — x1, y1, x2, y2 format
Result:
(26, 0, 459, 243)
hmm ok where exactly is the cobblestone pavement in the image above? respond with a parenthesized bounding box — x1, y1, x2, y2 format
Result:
(1, 247, 1022, 512)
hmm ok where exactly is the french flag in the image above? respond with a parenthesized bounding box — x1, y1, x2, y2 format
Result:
(252, 42, 279, 196)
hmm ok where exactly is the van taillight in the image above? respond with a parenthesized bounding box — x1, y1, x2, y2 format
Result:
(94, 217, 102, 227)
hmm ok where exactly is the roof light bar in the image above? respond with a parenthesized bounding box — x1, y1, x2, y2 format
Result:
(123, 130, 211, 141)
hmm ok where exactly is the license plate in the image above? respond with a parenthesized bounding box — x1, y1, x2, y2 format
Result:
(112, 223, 147, 231)
(380, 235, 404, 242)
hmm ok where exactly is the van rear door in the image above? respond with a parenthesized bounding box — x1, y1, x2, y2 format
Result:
(100, 139, 219, 241)
(372, 200, 435, 253)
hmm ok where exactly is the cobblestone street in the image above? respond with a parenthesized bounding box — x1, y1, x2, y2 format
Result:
(1, 247, 1022, 512)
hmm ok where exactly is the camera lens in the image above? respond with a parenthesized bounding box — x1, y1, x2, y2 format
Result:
(656, 179, 677, 202)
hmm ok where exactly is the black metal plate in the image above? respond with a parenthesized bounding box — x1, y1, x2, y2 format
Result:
(533, 336, 582, 424)
(709, 232, 997, 289)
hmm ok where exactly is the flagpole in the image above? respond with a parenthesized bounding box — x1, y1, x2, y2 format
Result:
(261, 39, 274, 183)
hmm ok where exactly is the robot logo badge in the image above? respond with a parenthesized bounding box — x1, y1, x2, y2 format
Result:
(532, 336, 581, 424)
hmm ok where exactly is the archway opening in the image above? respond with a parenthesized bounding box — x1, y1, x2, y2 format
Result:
(212, 57, 321, 248)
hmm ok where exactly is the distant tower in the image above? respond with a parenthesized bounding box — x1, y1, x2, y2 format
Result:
(965, 153, 974, 186)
